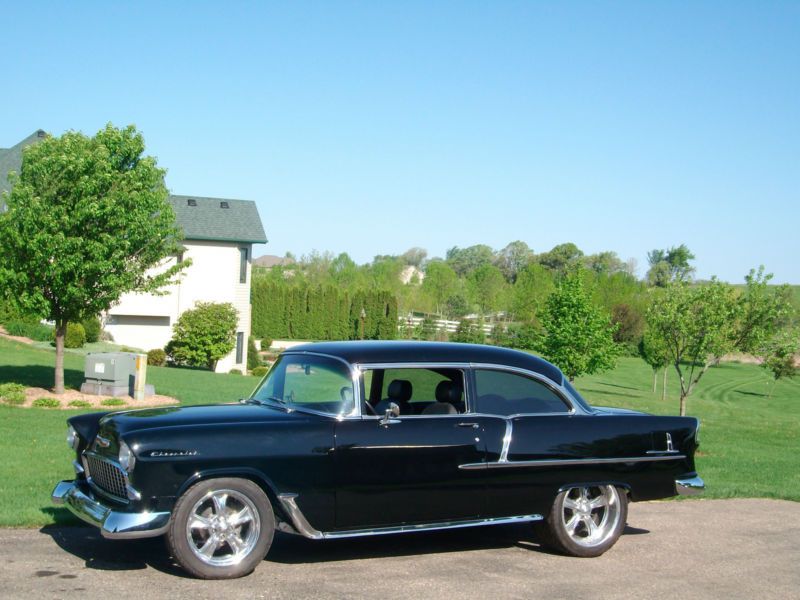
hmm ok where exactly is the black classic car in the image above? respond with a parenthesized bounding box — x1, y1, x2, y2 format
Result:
(52, 341, 704, 579)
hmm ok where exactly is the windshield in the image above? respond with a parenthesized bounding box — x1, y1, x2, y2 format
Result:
(250, 354, 355, 417)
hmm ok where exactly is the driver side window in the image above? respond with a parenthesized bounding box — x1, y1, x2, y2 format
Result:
(361, 367, 466, 416)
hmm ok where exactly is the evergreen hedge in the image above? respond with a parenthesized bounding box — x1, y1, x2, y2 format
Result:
(252, 280, 397, 341)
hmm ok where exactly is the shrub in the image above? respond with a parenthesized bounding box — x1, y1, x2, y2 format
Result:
(247, 336, 261, 371)
(101, 397, 126, 407)
(81, 317, 102, 343)
(68, 400, 92, 408)
(166, 302, 238, 370)
(251, 366, 269, 377)
(261, 338, 273, 350)
(33, 397, 60, 408)
(147, 348, 167, 366)
(0, 383, 26, 405)
(5, 320, 55, 341)
(120, 346, 139, 353)
(62, 322, 86, 348)
(229, 369, 243, 375)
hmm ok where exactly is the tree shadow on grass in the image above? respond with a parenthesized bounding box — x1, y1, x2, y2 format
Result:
(0, 364, 84, 389)
(734, 390, 769, 398)
(594, 382, 641, 392)
(581, 387, 641, 399)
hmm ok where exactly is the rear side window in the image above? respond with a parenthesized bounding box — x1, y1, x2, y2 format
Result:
(474, 369, 570, 416)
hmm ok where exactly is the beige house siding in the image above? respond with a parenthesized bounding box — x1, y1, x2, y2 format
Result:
(106, 241, 254, 373)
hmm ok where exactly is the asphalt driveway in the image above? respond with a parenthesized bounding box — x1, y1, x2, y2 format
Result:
(1, 499, 797, 600)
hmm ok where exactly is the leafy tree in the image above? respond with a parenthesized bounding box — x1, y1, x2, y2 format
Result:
(421, 260, 459, 316)
(511, 263, 555, 323)
(539, 269, 618, 381)
(639, 328, 670, 397)
(247, 336, 261, 371)
(646, 281, 737, 415)
(400, 247, 428, 267)
(610, 303, 644, 347)
(732, 266, 792, 354)
(647, 244, 696, 287)
(166, 302, 239, 370)
(445, 244, 494, 277)
(758, 328, 799, 396)
(467, 264, 507, 314)
(494, 241, 533, 283)
(0, 125, 186, 393)
(452, 319, 485, 344)
(584, 251, 625, 275)
(329, 252, 362, 288)
(537, 242, 584, 275)
(445, 293, 469, 318)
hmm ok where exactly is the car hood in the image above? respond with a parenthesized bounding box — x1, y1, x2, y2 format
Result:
(95, 402, 298, 437)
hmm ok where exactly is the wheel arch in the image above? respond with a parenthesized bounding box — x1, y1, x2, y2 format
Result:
(175, 467, 290, 523)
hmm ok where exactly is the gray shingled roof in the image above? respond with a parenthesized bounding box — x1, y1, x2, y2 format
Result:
(169, 195, 267, 244)
(0, 129, 47, 210)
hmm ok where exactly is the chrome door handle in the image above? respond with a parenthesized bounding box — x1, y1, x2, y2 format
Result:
(456, 422, 480, 429)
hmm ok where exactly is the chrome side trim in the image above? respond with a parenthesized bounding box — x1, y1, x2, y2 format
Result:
(459, 454, 687, 470)
(277, 493, 324, 539)
(499, 419, 513, 463)
(72, 460, 85, 475)
(52, 480, 170, 539)
(675, 475, 705, 496)
(277, 493, 542, 540)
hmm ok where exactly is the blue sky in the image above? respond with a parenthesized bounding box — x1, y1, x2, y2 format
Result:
(1, 1, 798, 282)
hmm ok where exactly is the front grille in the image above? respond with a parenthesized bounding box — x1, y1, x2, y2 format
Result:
(85, 454, 128, 500)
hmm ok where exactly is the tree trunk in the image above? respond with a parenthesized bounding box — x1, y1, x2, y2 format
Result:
(662, 367, 668, 402)
(679, 391, 687, 417)
(54, 320, 67, 395)
(652, 370, 657, 393)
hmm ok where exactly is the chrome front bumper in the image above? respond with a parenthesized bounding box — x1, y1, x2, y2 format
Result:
(52, 480, 170, 539)
(675, 475, 705, 496)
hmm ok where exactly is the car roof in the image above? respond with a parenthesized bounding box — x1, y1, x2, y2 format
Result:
(285, 341, 564, 384)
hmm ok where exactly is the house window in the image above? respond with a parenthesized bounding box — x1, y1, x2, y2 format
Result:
(236, 332, 244, 364)
(239, 247, 248, 283)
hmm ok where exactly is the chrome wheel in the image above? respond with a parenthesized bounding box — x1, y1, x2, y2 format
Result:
(560, 485, 622, 548)
(185, 488, 261, 567)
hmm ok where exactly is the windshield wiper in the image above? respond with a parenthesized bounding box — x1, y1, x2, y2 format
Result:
(247, 395, 287, 407)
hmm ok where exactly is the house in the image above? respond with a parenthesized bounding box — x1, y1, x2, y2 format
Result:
(106, 196, 267, 372)
(252, 254, 295, 269)
(1, 130, 268, 372)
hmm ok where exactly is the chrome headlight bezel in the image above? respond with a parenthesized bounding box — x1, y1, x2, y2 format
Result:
(118, 439, 136, 472)
(66, 424, 79, 450)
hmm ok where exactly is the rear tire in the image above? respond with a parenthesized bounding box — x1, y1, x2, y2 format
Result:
(535, 484, 627, 557)
(166, 477, 274, 579)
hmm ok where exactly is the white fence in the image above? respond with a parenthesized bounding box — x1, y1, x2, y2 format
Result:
(398, 315, 494, 335)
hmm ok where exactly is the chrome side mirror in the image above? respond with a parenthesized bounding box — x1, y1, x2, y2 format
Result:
(379, 402, 400, 427)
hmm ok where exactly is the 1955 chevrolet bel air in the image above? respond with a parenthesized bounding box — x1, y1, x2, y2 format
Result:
(52, 341, 704, 579)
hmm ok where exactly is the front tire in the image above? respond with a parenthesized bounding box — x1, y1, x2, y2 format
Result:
(166, 477, 275, 579)
(535, 484, 627, 557)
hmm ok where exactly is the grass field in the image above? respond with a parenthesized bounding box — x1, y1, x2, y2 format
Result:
(0, 336, 797, 527)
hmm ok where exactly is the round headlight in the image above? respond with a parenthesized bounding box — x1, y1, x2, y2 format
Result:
(118, 440, 136, 472)
(66, 424, 79, 450)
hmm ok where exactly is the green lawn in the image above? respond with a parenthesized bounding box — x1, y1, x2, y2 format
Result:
(0, 337, 797, 527)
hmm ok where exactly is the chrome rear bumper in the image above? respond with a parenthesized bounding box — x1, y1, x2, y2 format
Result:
(675, 475, 705, 496)
(52, 480, 170, 539)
